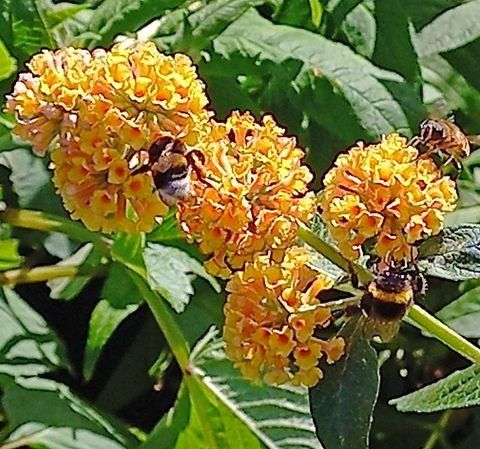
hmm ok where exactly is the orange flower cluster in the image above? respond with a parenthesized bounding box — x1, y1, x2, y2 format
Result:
(6, 40, 210, 232)
(224, 247, 345, 387)
(178, 111, 316, 278)
(320, 134, 458, 261)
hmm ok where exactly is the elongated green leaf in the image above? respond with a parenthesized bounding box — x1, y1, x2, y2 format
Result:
(420, 54, 480, 117)
(213, 9, 424, 139)
(0, 38, 16, 81)
(83, 263, 143, 380)
(47, 243, 104, 300)
(373, 0, 420, 85)
(309, 323, 379, 449)
(0, 287, 67, 377)
(0, 0, 54, 60)
(326, 0, 364, 30)
(0, 375, 139, 449)
(402, 0, 463, 31)
(418, 224, 480, 280)
(391, 364, 480, 412)
(414, 0, 480, 57)
(152, 0, 267, 54)
(340, 3, 376, 58)
(86, 0, 183, 46)
(190, 329, 323, 449)
(436, 286, 480, 337)
(144, 243, 219, 313)
(0, 239, 22, 270)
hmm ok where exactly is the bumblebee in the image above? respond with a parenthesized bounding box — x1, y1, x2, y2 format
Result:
(359, 261, 426, 341)
(133, 137, 204, 206)
(412, 118, 470, 171)
(307, 260, 427, 342)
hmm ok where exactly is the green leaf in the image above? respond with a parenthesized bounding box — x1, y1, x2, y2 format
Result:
(147, 212, 182, 242)
(213, 9, 424, 139)
(402, 0, 463, 31)
(420, 54, 480, 117)
(0, 149, 65, 215)
(340, 3, 376, 58)
(372, 0, 421, 86)
(0, 0, 54, 60)
(86, 0, 184, 47)
(0, 38, 16, 81)
(0, 239, 22, 270)
(189, 329, 323, 449)
(46, 243, 104, 301)
(325, 0, 364, 31)
(154, 0, 268, 54)
(0, 375, 139, 449)
(83, 263, 143, 380)
(309, 323, 380, 449)
(436, 286, 480, 337)
(418, 224, 480, 281)
(112, 232, 146, 276)
(0, 287, 67, 377)
(414, 0, 480, 57)
(308, 0, 323, 27)
(390, 364, 480, 412)
(144, 243, 219, 313)
(43, 232, 80, 259)
(41, 1, 89, 28)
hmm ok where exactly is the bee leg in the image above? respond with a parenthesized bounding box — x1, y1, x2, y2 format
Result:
(130, 164, 150, 176)
(408, 136, 420, 147)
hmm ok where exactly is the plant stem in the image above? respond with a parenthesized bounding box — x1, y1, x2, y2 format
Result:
(422, 410, 452, 449)
(0, 208, 110, 254)
(407, 305, 480, 363)
(297, 225, 372, 283)
(0, 264, 103, 286)
(298, 224, 480, 363)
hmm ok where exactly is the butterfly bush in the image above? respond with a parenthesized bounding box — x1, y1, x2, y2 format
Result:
(6, 40, 210, 232)
(224, 246, 345, 387)
(177, 111, 316, 278)
(320, 134, 458, 261)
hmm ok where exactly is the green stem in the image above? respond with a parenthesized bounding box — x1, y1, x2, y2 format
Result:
(296, 225, 372, 283)
(0, 208, 111, 255)
(0, 264, 87, 286)
(407, 305, 480, 363)
(127, 270, 190, 370)
(422, 410, 452, 449)
(298, 224, 480, 364)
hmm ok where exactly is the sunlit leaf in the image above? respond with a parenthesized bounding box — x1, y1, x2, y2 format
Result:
(391, 364, 480, 412)
(144, 243, 219, 313)
(189, 328, 323, 449)
(418, 224, 480, 280)
(0, 375, 139, 449)
(0, 287, 67, 377)
(414, 0, 480, 57)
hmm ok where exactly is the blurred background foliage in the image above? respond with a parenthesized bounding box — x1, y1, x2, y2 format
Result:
(1, 0, 480, 448)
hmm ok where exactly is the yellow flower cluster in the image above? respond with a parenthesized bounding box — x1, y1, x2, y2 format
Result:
(320, 134, 458, 261)
(6, 40, 210, 232)
(224, 246, 345, 387)
(178, 111, 316, 278)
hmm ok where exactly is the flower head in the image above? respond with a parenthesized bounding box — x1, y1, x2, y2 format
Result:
(224, 246, 345, 387)
(178, 111, 316, 277)
(320, 134, 458, 261)
(6, 40, 211, 233)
